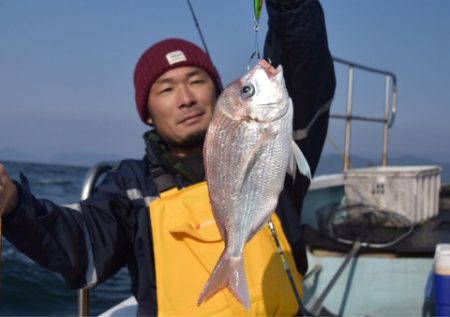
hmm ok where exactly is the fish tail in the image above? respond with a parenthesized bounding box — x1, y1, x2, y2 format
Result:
(197, 253, 250, 310)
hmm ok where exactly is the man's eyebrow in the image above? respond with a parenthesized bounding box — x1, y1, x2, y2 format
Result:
(154, 69, 205, 85)
(153, 77, 172, 85)
(186, 69, 203, 77)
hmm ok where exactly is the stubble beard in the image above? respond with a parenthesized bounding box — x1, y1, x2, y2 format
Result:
(163, 128, 207, 154)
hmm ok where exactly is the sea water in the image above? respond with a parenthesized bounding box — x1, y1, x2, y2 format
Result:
(0, 161, 131, 316)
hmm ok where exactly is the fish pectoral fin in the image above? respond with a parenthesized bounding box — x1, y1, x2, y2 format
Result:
(288, 140, 311, 180)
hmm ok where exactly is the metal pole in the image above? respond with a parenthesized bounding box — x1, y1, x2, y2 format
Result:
(382, 76, 391, 166)
(303, 264, 322, 282)
(78, 290, 90, 317)
(308, 241, 361, 315)
(77, 162, 117, 317)
(343, 67, 354, 171)
(389, 83, 398, 128)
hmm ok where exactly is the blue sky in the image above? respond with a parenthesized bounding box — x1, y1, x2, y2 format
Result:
(1, 0, 449, 166)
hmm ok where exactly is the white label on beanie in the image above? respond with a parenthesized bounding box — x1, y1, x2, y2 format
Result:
(166, 50, 187, 65)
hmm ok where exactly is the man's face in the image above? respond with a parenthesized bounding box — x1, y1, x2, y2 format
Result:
(147, 66, 217, 156)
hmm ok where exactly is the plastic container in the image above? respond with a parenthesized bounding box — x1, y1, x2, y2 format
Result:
(434, 244, 450, 316)
(344, 165, 441, 224)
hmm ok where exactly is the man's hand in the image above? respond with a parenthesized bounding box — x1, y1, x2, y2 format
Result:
(0, 163, 18, 217)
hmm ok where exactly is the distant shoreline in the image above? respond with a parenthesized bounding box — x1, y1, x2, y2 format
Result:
(3, 154, 449, 183)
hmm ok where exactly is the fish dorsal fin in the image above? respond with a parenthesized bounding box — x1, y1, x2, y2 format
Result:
(288, 140, 311, 181)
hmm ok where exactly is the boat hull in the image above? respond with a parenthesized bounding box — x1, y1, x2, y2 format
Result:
(303, 250, 434, 316)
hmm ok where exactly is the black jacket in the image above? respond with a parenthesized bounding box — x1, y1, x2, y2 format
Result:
(3, 0, 335, 315)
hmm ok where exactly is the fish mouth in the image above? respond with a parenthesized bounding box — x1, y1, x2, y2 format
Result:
(259, 59, 281, 77)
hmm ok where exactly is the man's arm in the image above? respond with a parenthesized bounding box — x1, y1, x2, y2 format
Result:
(265, 0, 336, 208)
(265, 0, 336, 176)
(0, 162, 135, 288)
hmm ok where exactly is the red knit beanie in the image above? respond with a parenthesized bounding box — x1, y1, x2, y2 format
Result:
(133, 38, 223, 124)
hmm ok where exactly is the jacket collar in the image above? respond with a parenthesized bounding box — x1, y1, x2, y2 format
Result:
(143, 130, 203, 184)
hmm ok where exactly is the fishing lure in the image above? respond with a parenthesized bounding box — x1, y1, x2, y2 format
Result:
(254, 0, 264, 22)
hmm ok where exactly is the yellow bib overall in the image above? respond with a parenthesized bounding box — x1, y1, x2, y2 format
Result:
(149, 181, 303, 316)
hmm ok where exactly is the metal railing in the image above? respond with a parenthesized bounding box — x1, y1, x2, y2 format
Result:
(330, 56, 398, 171)
(300, 57, 399, 315)
(78, 161, 118, 317)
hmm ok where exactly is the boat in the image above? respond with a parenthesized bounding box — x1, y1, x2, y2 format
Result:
(77, 56, 448, 316)
(301, 169, 448, 316)
(299, 57, 449, 316)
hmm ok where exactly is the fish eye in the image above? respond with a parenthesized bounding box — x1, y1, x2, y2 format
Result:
(241, 84, 255, 99)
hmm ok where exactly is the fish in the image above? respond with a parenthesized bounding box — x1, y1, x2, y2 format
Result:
(197, 59, 311, 309)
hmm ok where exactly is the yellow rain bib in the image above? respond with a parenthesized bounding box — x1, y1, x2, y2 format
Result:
(149, 181, 303, 316)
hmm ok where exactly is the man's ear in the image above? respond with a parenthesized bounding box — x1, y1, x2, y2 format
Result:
(146, 98, 154, 125)
(146, 107, 153, 125)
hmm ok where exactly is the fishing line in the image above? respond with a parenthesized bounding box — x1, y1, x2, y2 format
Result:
(186, 0, 211, 59)
(248, 0, 264, 69)
(186, 0, 264, 69)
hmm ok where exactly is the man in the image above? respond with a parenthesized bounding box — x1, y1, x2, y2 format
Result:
(0, 0, 335, 315)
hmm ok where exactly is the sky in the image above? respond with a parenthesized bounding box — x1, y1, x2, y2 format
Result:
(1, 0, 449, 167)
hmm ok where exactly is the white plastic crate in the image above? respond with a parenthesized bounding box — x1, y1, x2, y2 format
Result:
(344, 165, 442, 224)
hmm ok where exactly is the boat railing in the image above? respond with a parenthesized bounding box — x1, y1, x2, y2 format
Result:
(304, 57, 399, 315)
(78, 161, 119, 317)
(330, 56, 398, 170)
